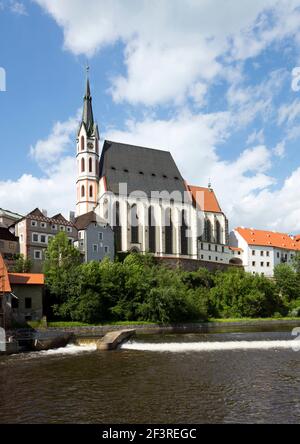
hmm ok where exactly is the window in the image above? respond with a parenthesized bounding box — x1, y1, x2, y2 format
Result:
(31, 220, 37, 227)
(252, 261, 256, 267)
(81, 185, 85, 198)
(201, 255, 204, 259)
(89, 185, 93, 198)
(12, 298, 18, 309)
(266, 251, 270, 257)
(81, 158, 85, 172)
(60, 226, 65, 232)
(98, 232, 103, 241)
(252, 250, 256, 256)
(104, 246, 109, 254)
(51, 224, 57, 231)
(201, 243, 203, 250)
(93, 244, 98, 253)
(67, 227, 72, 233)
(261, 262, 264, 267)
(20, 234, 24, 243)
(32, 233, 39, 243)
(89, 157, 93, 173)
(81, 135, 85, 151)
(25, 298, 32, 309)
(208, 244, 211, 251)
(40, 222, 47, 229)
(215, 257, 218, 262)
(40, 235, 46, 244)
(34, 250, 42, 260)
(222, 246, 225, 253)
(208, 256, 211, 261)
(267, 262, 270, 267)
(277, 252, 280, 258)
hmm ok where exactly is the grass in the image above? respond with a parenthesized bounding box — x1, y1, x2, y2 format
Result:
(47, 320, 158, 328)
(208, 317, 300, 323)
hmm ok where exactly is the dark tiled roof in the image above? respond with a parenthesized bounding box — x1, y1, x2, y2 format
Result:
(0, 227, 19, 242)
(99, 140, 187, 201)
(13, 208, 75, 227)
(74, 211, 107, 230)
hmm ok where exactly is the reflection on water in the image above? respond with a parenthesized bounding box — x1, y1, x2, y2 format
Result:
(0, 328, 299, 424)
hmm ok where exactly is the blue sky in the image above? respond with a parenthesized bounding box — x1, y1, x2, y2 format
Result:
(1, 0, 300, 232)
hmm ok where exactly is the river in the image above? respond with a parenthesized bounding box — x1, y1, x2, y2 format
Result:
(0, 326, 299, 424)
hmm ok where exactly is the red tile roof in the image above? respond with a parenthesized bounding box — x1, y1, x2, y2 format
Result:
(0, 255, 11, 293)
(188, 185, 223, 213)
(235, 227, 300, 251)
(8, 273, 44, 285)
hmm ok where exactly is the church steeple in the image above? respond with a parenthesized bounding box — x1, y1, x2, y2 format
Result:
(82, 67, 95, 136)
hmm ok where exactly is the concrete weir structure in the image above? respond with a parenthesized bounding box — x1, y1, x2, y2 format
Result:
(97, 329, 136, 351)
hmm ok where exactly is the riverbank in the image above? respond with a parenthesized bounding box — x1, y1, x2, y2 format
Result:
(7, 318, 300, 341)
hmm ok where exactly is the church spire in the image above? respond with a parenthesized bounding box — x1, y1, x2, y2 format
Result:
(82, 65, 94, 136)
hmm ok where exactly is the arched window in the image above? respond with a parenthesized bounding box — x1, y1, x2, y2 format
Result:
(113, 201, 122, 252)
(215, 220, 221, 244)
(81, 136, 85, 151)
(165, 208, 173, 255)
(181, 210, 188, 256)
(148, 206, 156, 253)
(81, 185, 85, 198)
(130, 204, 139, 244)
(204, 219, 212, 243)
(81, 158, 85, 172)
(89, 157, 92, 173)
(89, 185, 93, 198)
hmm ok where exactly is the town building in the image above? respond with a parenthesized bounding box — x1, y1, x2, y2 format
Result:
(13, 208, 77, 272)
(229, 227, 300, 277)
(74, 211, 115, 262)
(0, 254, 44, 328)
(0, 226, 19, 270)
(75, 76, 230, 265)
(0, 208, 22, 228)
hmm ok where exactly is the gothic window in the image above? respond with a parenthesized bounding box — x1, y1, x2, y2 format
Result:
(204, 219, 212, 243)
(181, 210, 188, 256)
(113, 201, 122, 252)
(89, 157, 92, 173)
(81, 185, 85, 198)
(130, 204, 139, 244)
(164, 208, 173, 255)
(215, 220, 221, 245)
(81, 136, 85, 151)
(89, 185, 93, 198)
(81, 158, 85, 172)
(148, 206, 156, 253)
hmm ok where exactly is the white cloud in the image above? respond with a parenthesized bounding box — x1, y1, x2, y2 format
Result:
(34, 0, 300, 106)
(9, 1, 27, 15)
(0, 115, 78, 217)
(247, 129, 265, 145)
(273, 141, 286, 158)
(29, 112, 80, 167)
(278, 98, 300, 125)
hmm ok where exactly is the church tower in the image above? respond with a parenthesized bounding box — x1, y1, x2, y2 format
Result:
(76, 70, 100, 216)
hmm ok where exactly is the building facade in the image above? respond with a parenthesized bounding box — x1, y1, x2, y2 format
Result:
(74, 211, 115, 262)
(229, 227, 300, 277)
(75, 77, 230, 262)
(0, 227, 19, 270)
(13, 208, 77, 272)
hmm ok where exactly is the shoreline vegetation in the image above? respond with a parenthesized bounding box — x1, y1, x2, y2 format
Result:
(20, 232, 300, 330)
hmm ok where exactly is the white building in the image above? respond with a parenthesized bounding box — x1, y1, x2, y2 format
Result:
(229, 227, 300, 277)
(76, 76, 230, 262)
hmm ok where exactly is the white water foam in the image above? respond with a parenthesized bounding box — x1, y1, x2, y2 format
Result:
(30, 343, 97, 357)
(121, 340, 299, 353)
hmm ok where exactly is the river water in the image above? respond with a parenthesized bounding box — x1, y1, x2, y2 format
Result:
(0, 326, 299, 424)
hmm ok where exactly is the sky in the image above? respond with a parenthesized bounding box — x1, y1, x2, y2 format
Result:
(1, 0, 300, 232)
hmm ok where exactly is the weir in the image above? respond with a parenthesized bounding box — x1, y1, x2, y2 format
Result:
(97, 329, 136, 351)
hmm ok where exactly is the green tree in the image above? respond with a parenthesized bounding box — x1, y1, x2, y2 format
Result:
(13, 254, 32, 273)
(274, 263, 300, 302)
(43, 232, 82, 305)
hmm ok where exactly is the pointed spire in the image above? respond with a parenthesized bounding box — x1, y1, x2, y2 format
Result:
(82, 64, 94, 136)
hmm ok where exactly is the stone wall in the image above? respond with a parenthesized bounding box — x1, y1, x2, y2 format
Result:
(155, 256, 239, 272)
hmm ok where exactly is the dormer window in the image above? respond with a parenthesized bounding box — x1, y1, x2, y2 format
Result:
(163, 174, 167, 179)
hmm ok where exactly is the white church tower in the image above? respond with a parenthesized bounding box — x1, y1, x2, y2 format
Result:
(76, 70, 100, 216)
